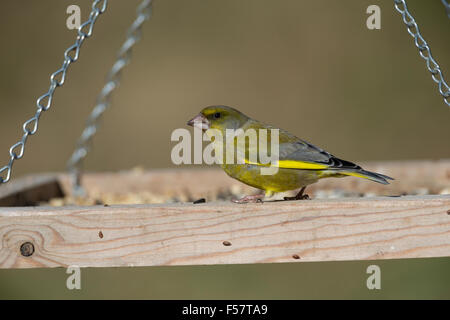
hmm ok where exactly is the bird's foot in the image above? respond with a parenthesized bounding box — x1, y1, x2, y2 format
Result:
(232, 194, 264, 204)
(283, 187, 310, 201)
(283, 194, 310, 201)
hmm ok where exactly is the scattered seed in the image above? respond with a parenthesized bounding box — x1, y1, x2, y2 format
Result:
(104, 204, 109, 207)
(223, 241, 232, 246)
(99, 231, 104, 239)
(193, 198, 206, 204)
(447, 210, 450, 215)
(292, 254, 300, 260)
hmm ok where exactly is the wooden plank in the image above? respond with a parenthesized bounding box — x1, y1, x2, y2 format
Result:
(0, 195, 448, 269)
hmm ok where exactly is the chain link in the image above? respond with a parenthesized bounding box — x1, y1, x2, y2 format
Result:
(394, 0, 450, 107)
(66, 0, 152, 195)
(0, 0, 108, 184)
(442, 0, 450, 18)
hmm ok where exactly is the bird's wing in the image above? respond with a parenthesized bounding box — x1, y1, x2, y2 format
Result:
(241, 121, 393, 183)
(242, 121, 361, 170)
(277, 140, 361, 170)
(276, 129, 362, 170)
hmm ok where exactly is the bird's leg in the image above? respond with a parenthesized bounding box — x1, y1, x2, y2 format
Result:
(283, 187, 310, 201)
(232, 192, 265, 204)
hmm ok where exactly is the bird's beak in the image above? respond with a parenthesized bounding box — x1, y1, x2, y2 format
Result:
(187, 114, 210, 130)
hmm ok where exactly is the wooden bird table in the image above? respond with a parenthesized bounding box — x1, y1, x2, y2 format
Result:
(0, 160, 449, 269)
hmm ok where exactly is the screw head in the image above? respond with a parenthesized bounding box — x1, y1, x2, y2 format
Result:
(20, 242, 35, 257)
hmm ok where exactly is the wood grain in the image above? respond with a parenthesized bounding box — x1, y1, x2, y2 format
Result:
(0, 195, 449, 269)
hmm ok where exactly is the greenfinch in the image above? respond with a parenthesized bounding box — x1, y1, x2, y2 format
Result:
(187, 106, 393, 203)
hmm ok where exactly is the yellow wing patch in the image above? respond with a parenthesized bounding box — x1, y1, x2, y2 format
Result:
(244, 159, 329, 170)
(340, 171, 368, 179)
(277, 160, 329, 170)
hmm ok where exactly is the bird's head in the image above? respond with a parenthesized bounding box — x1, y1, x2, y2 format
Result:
(187, 105, 249, 132)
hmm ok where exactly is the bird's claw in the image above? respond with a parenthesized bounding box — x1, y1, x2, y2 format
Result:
(283, 194, 310, 201)
(232, 194, 264, 204)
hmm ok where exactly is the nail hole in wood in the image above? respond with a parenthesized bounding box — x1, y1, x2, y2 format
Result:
(20, 242, 34, 257)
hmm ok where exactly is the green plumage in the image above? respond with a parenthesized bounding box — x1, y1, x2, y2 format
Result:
(188, 106, 393, 199)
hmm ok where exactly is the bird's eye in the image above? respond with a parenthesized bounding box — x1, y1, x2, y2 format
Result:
(214, 112, 221, 119)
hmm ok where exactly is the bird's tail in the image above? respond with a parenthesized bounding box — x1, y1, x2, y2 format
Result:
(337, 169, 394, 185)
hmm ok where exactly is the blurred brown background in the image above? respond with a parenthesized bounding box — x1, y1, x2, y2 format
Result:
(0, 0, 449, 299)
(0, 0, 449, 179)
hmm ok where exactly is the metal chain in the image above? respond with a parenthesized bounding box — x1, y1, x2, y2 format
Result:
(66, 0, 152, 195)
(394, 0, 450, 107)
(443, 0, 450, 18)
(0, 0, 108, 184)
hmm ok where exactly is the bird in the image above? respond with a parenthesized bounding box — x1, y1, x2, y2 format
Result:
(187, 105, 393, 203)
